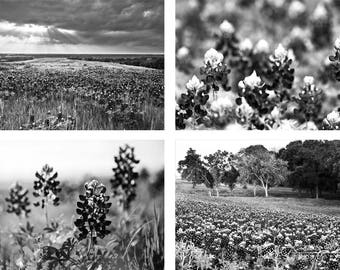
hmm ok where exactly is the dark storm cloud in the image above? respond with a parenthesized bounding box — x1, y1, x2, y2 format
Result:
(0, 0, 164, 52)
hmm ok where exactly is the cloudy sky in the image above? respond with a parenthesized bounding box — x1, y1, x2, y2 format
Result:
(0, 0, 164, 54)
(0, 140, 163, 185)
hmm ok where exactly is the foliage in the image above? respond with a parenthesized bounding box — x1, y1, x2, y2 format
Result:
(237, 149, 288, 197)
(178, 148, 213, 188)
(279, 140, 340, 198)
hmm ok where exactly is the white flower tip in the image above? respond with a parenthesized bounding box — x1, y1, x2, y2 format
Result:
(274, 43, 288, 61)
(204, 48, 224, 68)
(334, 38, 340, 50)
(254, 39, 270, 54)
(243, 71, 262, 88)
(303, 76, 315, 86)
(219, 20, 235, 35)
(312, 3, 328, 20)
(177, 47, 190, 59)
(186, 75, 204, 91)
(239, 38, 253, 52)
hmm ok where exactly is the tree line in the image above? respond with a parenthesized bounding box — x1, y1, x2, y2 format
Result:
(177, 140, 340, 199)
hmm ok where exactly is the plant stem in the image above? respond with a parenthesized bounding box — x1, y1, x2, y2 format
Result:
(44, 201, 49, 227)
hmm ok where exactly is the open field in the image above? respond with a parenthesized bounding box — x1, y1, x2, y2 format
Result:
(176, 180, 340, 269)
(0, 57, 164, 130)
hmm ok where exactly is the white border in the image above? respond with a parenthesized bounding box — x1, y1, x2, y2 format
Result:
(164, 0, 176, 268)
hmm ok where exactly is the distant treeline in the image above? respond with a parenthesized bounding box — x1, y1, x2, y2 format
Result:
(68, 55, 164, 70)
(0, 56, 34, 62)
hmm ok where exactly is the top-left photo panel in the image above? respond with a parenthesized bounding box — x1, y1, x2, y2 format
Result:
(0, 0, 164, 130)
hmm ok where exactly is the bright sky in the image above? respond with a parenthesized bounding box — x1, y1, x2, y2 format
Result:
(0, 0, 164, 54)
(176, 139, 294, 164)
(0, 140, 163, 185)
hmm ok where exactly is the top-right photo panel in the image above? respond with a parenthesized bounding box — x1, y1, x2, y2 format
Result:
(176, 0, 340, 130)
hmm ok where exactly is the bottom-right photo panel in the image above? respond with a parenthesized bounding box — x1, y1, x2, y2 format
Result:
(175, 139, 340, 270)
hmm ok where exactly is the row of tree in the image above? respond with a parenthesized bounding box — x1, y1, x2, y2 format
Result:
(178, 141, 340, 198)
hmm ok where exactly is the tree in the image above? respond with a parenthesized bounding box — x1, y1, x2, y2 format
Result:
(178, 148, 213, 189)
(204, 150, 236, 196)
(220, 165, 240, 194)
(237, 150, 288, 197)
(279, 140, 340, 199)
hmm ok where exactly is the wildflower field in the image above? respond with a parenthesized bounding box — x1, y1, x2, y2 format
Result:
(176, 140, 340, 269)
(176, 0, 340, 130)
(176, 182, 340, 270)
(0, 144, 164, 270)
(0, 57, 164, 130)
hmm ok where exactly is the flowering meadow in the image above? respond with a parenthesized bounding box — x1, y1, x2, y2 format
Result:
(176, 193, 340, 270)
(0, 145, 164, 270)
(0, 58, 164, 130)
(176, 140, 340, 269)
(176, 0, 340, 130)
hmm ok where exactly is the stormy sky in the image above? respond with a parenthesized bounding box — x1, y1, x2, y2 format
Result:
(0, 0, 164, 54)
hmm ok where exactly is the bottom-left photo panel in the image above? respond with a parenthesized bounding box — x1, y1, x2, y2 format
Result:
(0, 139, 164, 270)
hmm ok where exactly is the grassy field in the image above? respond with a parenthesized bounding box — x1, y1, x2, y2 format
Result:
(176, 180, 340, 217)
(0, 58, 164, 130)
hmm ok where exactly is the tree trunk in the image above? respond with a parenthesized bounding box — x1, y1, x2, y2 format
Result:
(215, 187, 219, 197)
(253, 185, 257, 197)
(315, 184, 319, 199)
(208, 190, 211, 197)
(264, 186, 268, 197)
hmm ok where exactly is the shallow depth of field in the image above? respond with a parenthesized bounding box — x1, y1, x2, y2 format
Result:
(0, 143, 164, 270)
(176, 141, 340, 269)
(176, 0, 340, 130)
(0, 55, 164, 130)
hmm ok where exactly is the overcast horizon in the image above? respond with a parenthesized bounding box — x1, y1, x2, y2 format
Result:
(0, 140, 163, 186)
(0, 0, 164, 54)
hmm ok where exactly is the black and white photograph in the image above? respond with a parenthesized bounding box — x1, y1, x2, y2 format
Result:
(0, 139, 164, 269)
(0, 0, 164, 130)
(176, 139, 340, 269)
(176, 0, 340, 130)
